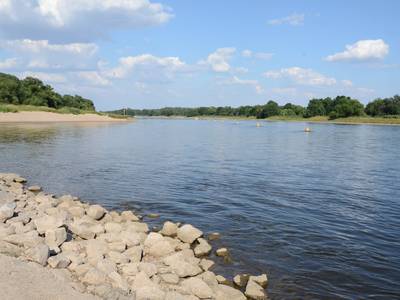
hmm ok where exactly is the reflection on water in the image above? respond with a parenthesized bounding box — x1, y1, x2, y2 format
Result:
(0, 119, 400, 299)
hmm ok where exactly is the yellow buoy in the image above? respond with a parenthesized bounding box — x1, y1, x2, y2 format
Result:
(256, 122, 261, 127)
(304, 127, 311, 132)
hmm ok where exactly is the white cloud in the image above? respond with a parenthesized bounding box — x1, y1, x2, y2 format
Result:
(221, 76, 264, 94)
(242, 49, 252, 57)
(242, 49, 273, 60)
(19, 71, 67, 83)
(341, 79, 353, 87)
(0, 39, 98, 70)
(268, 13, 304, 26)
(202, 47, 236, 72)
(0, 57, 18, 69)
(326, 39, 389, 62)
(264, 67, 337, 86)
(106, 54, 187, 81)
(78, 71, 110, 86)
(0, 0, 173, 42)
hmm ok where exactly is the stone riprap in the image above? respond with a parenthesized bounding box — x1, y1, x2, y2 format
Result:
(0, 173, 268, 300)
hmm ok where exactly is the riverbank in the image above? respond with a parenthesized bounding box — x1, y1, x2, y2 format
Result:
(0, 173, 267, 300)
(0, 111, 131, 123)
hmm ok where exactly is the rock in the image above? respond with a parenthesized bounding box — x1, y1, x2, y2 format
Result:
(86, 204, 106, 220)
(148, 240, 174, 258)
(96, 259, 117, 274)
(68, 206, 85, 218)
(182, 277, 214, 299)
(160, 221, 178, 237)
(0, 202, 16, 223)
(104, 222, 122, 233)
(138, 262, 158, 277)
(33, 215, 65, 234)
(28, 185, 42, 192)
(147, 213, 160, 218)
(216, 248, 229, 257)
(199, 258, 215, 271)
(177, 224, 203, 244)
(245, 280, 266, 300)
(194, 238, 212, 257)
(125, 221, 149, 233)
(136, 286, 165, 300)
(249, 274, 268, 288)
(25, 244, 49, 266)
(120, 210, 139, 222)
(47, 254, 71, 268)
(108, 241, 126, 252)
(160, 273, 180, 284)
(0, 240, 24, 257)
(45, 227, 67, 249)
(215, 285, 246, 300)
(107, 251, 129, 264)
(86, 239, 109, 262)
(82, 268, 108, 285)
(144, 232, 164, 248)
(108, 271, 129, 292)
(69, 221, 97, 240)
(208, 232, 221, 241)
(3, 231, 43, 248)
(233, 274, 250, 288)
(216, 275, 229, 285)
(163, 252, 202, 278)
(123, 246, 143, 263)
(14, 176, 27, 183)
(120, 263, 139, 276)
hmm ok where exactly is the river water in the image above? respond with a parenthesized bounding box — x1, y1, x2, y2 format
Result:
(0, 119, 399, 299)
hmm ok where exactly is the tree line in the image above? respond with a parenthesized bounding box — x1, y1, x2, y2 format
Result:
(0, 72, 95, 111)
(110, 95, 400, 119)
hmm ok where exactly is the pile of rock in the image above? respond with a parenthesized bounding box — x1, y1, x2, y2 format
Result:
(0, 173, 268, 300)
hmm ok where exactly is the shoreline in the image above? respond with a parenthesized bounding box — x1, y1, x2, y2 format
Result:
(136, 115, 400, 126)
(0, 173, 267, 300)
(0, 111, 132, 123)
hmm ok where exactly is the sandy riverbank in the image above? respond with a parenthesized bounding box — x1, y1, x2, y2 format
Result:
(0, 111, 131, 123)
(0, 173, 267, 300)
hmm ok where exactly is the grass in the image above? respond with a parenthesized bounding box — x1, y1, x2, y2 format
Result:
(0, 104, 131, 119)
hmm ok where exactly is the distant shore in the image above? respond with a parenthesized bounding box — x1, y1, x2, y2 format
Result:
(137, 115, 400, 126)
(0, 111, 132, 123)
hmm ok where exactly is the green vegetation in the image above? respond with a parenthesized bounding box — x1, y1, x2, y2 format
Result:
(0, 72, 95, 111)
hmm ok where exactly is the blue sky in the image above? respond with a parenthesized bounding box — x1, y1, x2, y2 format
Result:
(0, 0, 399, 110)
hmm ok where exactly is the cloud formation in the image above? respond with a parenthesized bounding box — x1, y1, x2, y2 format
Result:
(0, 0, 173, 42)
(242, 49, 273, 60)
(264, 67, 337, 86)
(202, 48, 236, 72)
(221, 76, 264, 94)
(268, 13, 305, 26)
(325, 39, 389, 62)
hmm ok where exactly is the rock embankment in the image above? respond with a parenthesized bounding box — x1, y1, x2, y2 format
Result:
(0, 173, 268, 300)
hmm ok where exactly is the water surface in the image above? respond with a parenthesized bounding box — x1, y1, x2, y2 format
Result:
(0, 119, 399, 299)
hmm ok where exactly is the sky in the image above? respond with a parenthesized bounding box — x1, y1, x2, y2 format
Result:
(0, 0, 399, 110)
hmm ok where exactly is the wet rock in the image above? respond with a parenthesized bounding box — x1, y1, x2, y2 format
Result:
(194, 238, 212, 257)
(233, 274, 250, 288)
(160, 221, 178, 237)
(208, 232, 221, 241)
(25, 244, 49, 266)
(245, 279, 266, 300)
(199, 258, 215, 271)
(249, 274, 268, 288)
(177, 224, 203, 244)
(28, 186, 42, 192)
(121, 210, 139, 222)
(86, 204, 106, 220)
(216, 275, 230, 285)
(216, 247, 229, 257)
(0, 202, 16, 223)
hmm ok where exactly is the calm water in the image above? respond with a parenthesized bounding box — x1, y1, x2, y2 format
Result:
(0, 119, 399, 299)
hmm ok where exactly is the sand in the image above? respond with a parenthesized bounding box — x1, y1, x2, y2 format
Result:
(0, 111, 130, 123)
